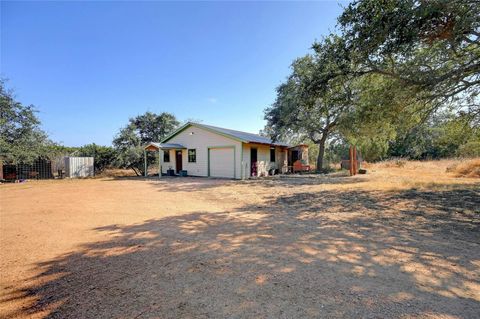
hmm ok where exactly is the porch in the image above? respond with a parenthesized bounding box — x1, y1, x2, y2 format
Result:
(144, 142, 186, 177)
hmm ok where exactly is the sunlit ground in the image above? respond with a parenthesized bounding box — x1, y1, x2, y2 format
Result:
(1, 159, 479, 318)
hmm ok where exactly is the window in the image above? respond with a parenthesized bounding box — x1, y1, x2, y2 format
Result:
(163, 150, 170, 162)
(270, 148, 276, 162)
(188, 149, 196, 163)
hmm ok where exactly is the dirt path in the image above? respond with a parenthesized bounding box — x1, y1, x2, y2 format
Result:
(1, 169, 479, 318)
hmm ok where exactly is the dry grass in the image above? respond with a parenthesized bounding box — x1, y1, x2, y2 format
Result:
(357, 158, 479, 191)
(94, 168, 138, 178)
(363, 158, 465, 171)
(446, 158, 480, 178)
(1, 159, 479, 318)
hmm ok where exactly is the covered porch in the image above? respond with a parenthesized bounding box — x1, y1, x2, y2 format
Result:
(144, 142, 186, 177)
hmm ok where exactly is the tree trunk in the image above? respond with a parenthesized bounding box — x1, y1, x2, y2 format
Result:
(130, 166, 141, 176)
(316, 134, 328, 172)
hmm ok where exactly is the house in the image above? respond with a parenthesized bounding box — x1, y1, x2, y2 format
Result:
(144, 122, 309, 179)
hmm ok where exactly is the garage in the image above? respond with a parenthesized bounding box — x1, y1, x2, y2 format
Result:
(209, 147, 235, 178)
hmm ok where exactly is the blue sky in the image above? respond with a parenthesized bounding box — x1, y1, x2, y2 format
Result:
(1, 1, 346, 146)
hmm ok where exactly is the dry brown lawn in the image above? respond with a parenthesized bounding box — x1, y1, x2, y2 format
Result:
(1, 160, 479, 318)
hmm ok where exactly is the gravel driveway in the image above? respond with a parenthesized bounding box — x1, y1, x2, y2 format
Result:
(1, 170, 479, 318)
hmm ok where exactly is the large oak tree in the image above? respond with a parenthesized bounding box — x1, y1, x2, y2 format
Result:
(113, 112, 179, 176)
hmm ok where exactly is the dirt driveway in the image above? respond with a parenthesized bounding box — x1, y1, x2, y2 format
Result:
(1, 168, 479, 318)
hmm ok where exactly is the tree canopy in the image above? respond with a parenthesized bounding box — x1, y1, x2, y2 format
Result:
(113, 112, 179, 175)
(339, 0, 480, 119)
(0, 80, 52, 164)
(265, 35, 355, 171)
(265, 0, 479, 167)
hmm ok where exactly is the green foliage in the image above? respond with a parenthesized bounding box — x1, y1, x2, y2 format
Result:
(339, 0, 480, 118)
(77, 144, 116, 172)
(306, 0, 480, 163)
(457, 141, 480, 157)
(0, 80, 53, 164)
(265, 35, 355, 170)
(113, 112, 179, 175)
(389, 113, 480, 159)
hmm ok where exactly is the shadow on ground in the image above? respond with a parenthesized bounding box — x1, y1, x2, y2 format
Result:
(101, 174, 366, 193)
(2, 185, 480, 318)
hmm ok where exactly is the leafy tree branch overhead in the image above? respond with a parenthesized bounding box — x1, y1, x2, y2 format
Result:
(339, 0, 479, 115)
(264, 0, 479, 169)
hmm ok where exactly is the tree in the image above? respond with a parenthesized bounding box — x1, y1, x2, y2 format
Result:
(338, 72, 437, 161)
(113, 112, 179, 176)
(77, 144, 116, 173)
(265, 35, 360, 171)
(338, 0, 480, 120)
(0, 80, 52, 164)
(389, 112, 480, 159)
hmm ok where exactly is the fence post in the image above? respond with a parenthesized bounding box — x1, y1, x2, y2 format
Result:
(353, 146, 357, 175)
(349, 145, 354, 176)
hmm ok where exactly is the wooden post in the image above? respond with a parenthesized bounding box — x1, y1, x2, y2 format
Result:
(349, 145, 354, 176)
(353, 146, 357, 175)
(158, 150, 161, 179)
(144, 150, 147, 177)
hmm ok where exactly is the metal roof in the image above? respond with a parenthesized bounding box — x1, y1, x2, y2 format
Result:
(162, 122, 290, 147)
(144, 142, 186, 150)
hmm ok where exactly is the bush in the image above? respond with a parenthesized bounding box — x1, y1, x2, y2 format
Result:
(377, 158, 407, 168)
(457, 141, 480, 158)
(77, 144, 116, 173)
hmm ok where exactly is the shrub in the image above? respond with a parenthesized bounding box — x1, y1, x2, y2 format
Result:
(446, 159, 480, 178)
(77, 144, 116, 173)
(457, 141, 480, 158)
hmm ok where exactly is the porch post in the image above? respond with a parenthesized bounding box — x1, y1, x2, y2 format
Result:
(158, 149, 161, 179)
(144, 149, 147, 177)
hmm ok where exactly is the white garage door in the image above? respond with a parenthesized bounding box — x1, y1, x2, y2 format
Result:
(209, 147, 235, 178)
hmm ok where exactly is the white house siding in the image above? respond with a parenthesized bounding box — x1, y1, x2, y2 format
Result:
(161, 149, 175, 173)
(242, 143, 287, 177)
(160, 125, 242, 178)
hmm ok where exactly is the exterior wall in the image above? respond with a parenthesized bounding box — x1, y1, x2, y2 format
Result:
(242, 143, 287, 177)
(64, 157, 94, 178)
(160, 125, 242, 178)
(160, 149, 175, 174)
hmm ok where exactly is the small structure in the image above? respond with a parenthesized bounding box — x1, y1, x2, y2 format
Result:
(144, 122, 309, 179)
(288, 144, 309, 165)
(2, 158, 54, 180)
(288, 144, 310, 172)
(64, 157, 94, 178)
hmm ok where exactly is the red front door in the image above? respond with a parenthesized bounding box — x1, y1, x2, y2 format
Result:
(175, 150, 183, 173)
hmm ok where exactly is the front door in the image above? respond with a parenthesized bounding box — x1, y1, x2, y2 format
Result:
(250, 148, 257, 176)
(175, 150, 183, 173)
(291, 150, 299, 164)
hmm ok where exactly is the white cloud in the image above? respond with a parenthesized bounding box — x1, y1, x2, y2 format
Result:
(207, 97, 218, 103)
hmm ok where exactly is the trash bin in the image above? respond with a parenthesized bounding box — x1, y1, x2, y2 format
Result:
(179, 170, 188, 177)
